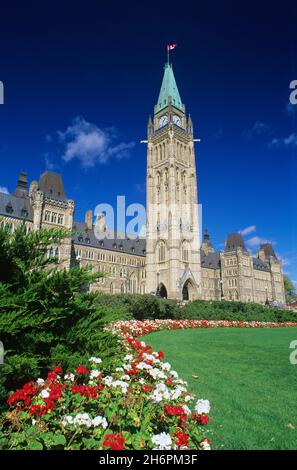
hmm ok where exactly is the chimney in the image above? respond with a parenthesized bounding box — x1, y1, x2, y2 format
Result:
(85, 210, 93, 230)
(14, 172, 28, 198)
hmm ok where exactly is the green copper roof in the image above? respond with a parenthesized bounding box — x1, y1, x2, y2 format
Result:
(156, 63, 184, 113)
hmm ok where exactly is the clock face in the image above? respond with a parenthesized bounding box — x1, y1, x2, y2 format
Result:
(173, 115, 182, 126)
(159, 115, 169, 128)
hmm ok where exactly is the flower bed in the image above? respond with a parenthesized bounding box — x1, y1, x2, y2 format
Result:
(0, 323, 211, 450)
(107, 319, 297, 338)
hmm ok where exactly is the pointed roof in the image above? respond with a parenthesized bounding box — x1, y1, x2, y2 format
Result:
(156, 63, 184, 113)
(225, 233, 246, 252)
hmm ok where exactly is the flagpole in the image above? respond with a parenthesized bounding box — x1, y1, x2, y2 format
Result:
(167, 46, 169, 65)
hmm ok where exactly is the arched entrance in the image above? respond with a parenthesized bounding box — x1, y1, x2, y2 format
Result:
(182, 283, 189, 301)
(158, 283, 167, 299)
(182, 280, 196, 301)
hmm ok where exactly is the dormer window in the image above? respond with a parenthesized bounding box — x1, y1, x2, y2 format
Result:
(21, 208, 28, 217)
(6, 202, 13, 214)
(78, 236, 83, 243)
(113, 243, 117, 249)
(85, 237, 90, 244)
(100, 241, 104, 247)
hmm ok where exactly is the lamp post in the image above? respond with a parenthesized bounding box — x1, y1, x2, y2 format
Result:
(156, 271, 160, 296)
(265, 286, 269, 306)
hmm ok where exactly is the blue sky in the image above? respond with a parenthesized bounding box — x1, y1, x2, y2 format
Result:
(0, 1, 296, 284)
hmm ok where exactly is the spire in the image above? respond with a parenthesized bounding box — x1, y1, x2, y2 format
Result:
(147, 115, 154, 136)
(156, 63, 184, 113)
(187, 114, 193, 134)
(202, 228, 214, 255)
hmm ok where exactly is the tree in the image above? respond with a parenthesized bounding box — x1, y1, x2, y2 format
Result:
(0, 222, 107, 409)
(284, 275, 297, 303)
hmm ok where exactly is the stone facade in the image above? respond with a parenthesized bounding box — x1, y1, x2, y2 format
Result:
(0, 61, 286, 305)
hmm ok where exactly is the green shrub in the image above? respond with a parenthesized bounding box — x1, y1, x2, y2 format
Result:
(95, 293, 179, 320)
(179, 299, 297, 322)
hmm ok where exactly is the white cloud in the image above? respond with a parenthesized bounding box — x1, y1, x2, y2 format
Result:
(239, 225, 256, 236)
(0, 186, 9, 194)
(245, 236, 275, 249)
(44, 153, 57, 171)
(58, 117, 135, 168)
(268, 133, 297, 148)
(242, 121, 270, 139)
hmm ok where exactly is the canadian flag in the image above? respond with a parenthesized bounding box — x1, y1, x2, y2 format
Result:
(167, 44, 177, 51)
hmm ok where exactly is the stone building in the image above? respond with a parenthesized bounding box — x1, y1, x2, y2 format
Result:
(0, 60, 286, 305)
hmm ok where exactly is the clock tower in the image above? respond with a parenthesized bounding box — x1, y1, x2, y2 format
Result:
(145, 61, 202, 300)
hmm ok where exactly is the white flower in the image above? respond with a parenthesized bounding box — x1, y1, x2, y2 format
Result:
(61, 415, 74, 426)
(64, 373, 75, 382)
(40, 389, 50, 399)
(183, 405, 192, 415)
(124, 354, 133, 361)
(139, 378, 145, 385)
(73, 413, 92, 428)
(120, 375, 130, 381)
(115, 367, 124, 372)
(90, 369, 101, 379)
(112, 380, 128, 394)
(161, 362, 171, 371)
(184, 395, 193, 402)
(152, 432, 172, 450)
(32, 419, 37, 426)
(89, 357, 102, 364)
(37, 378, 45, 386)
(195, 399, 211, 415)
(200, 439, 211, 450)
(92, 416, 108, 429)
(103, 375, 113, 386)
(170, 370, 178, 378)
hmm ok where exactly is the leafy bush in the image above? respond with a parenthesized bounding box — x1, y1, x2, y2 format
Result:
(179, 300, 297, 322)
(95, 293, 179, 320)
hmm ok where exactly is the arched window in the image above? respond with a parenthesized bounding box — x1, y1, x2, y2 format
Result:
(55, 247, 59, 258)
(158, 241, 166, 263)
(182, 241, 189, 262)
(121, 283, 125, 293)
(110, 283, 114, 294)
(49, 247, 53, 258)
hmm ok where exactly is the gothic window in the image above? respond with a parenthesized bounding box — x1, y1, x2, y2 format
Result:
(55, 247, 59, 258)
(158, 241, 166, 263)
(49, 247, 53, 258)
(110, 283, 114, 294)
(182, 241, 189, 262)
(121, 283, 125, 293)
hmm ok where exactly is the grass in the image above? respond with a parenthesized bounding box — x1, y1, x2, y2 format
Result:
(142, 327, 297, 450)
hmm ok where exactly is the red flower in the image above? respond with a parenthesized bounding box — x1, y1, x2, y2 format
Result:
(157, 351, 164, 360)
(76, 365, 89, 375)
(198, 414, 209, 425)
(164, 404, 186, 417)
(175, 431, 189, 447)
(192, 412, 209, 425)
(47, 371, 58, 381)
(53, 366, 63, 374)
(166, 376, 173, 387)
(103, 433, 125, 450)
(142, 384, 153, 393)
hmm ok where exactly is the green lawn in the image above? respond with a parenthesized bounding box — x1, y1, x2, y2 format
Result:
(142, 327, 297, 450)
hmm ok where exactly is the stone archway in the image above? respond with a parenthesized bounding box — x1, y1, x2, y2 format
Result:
(182, 283, 189, 301)
(159, 283, 167, 299)
(182, 279, 196, 301)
